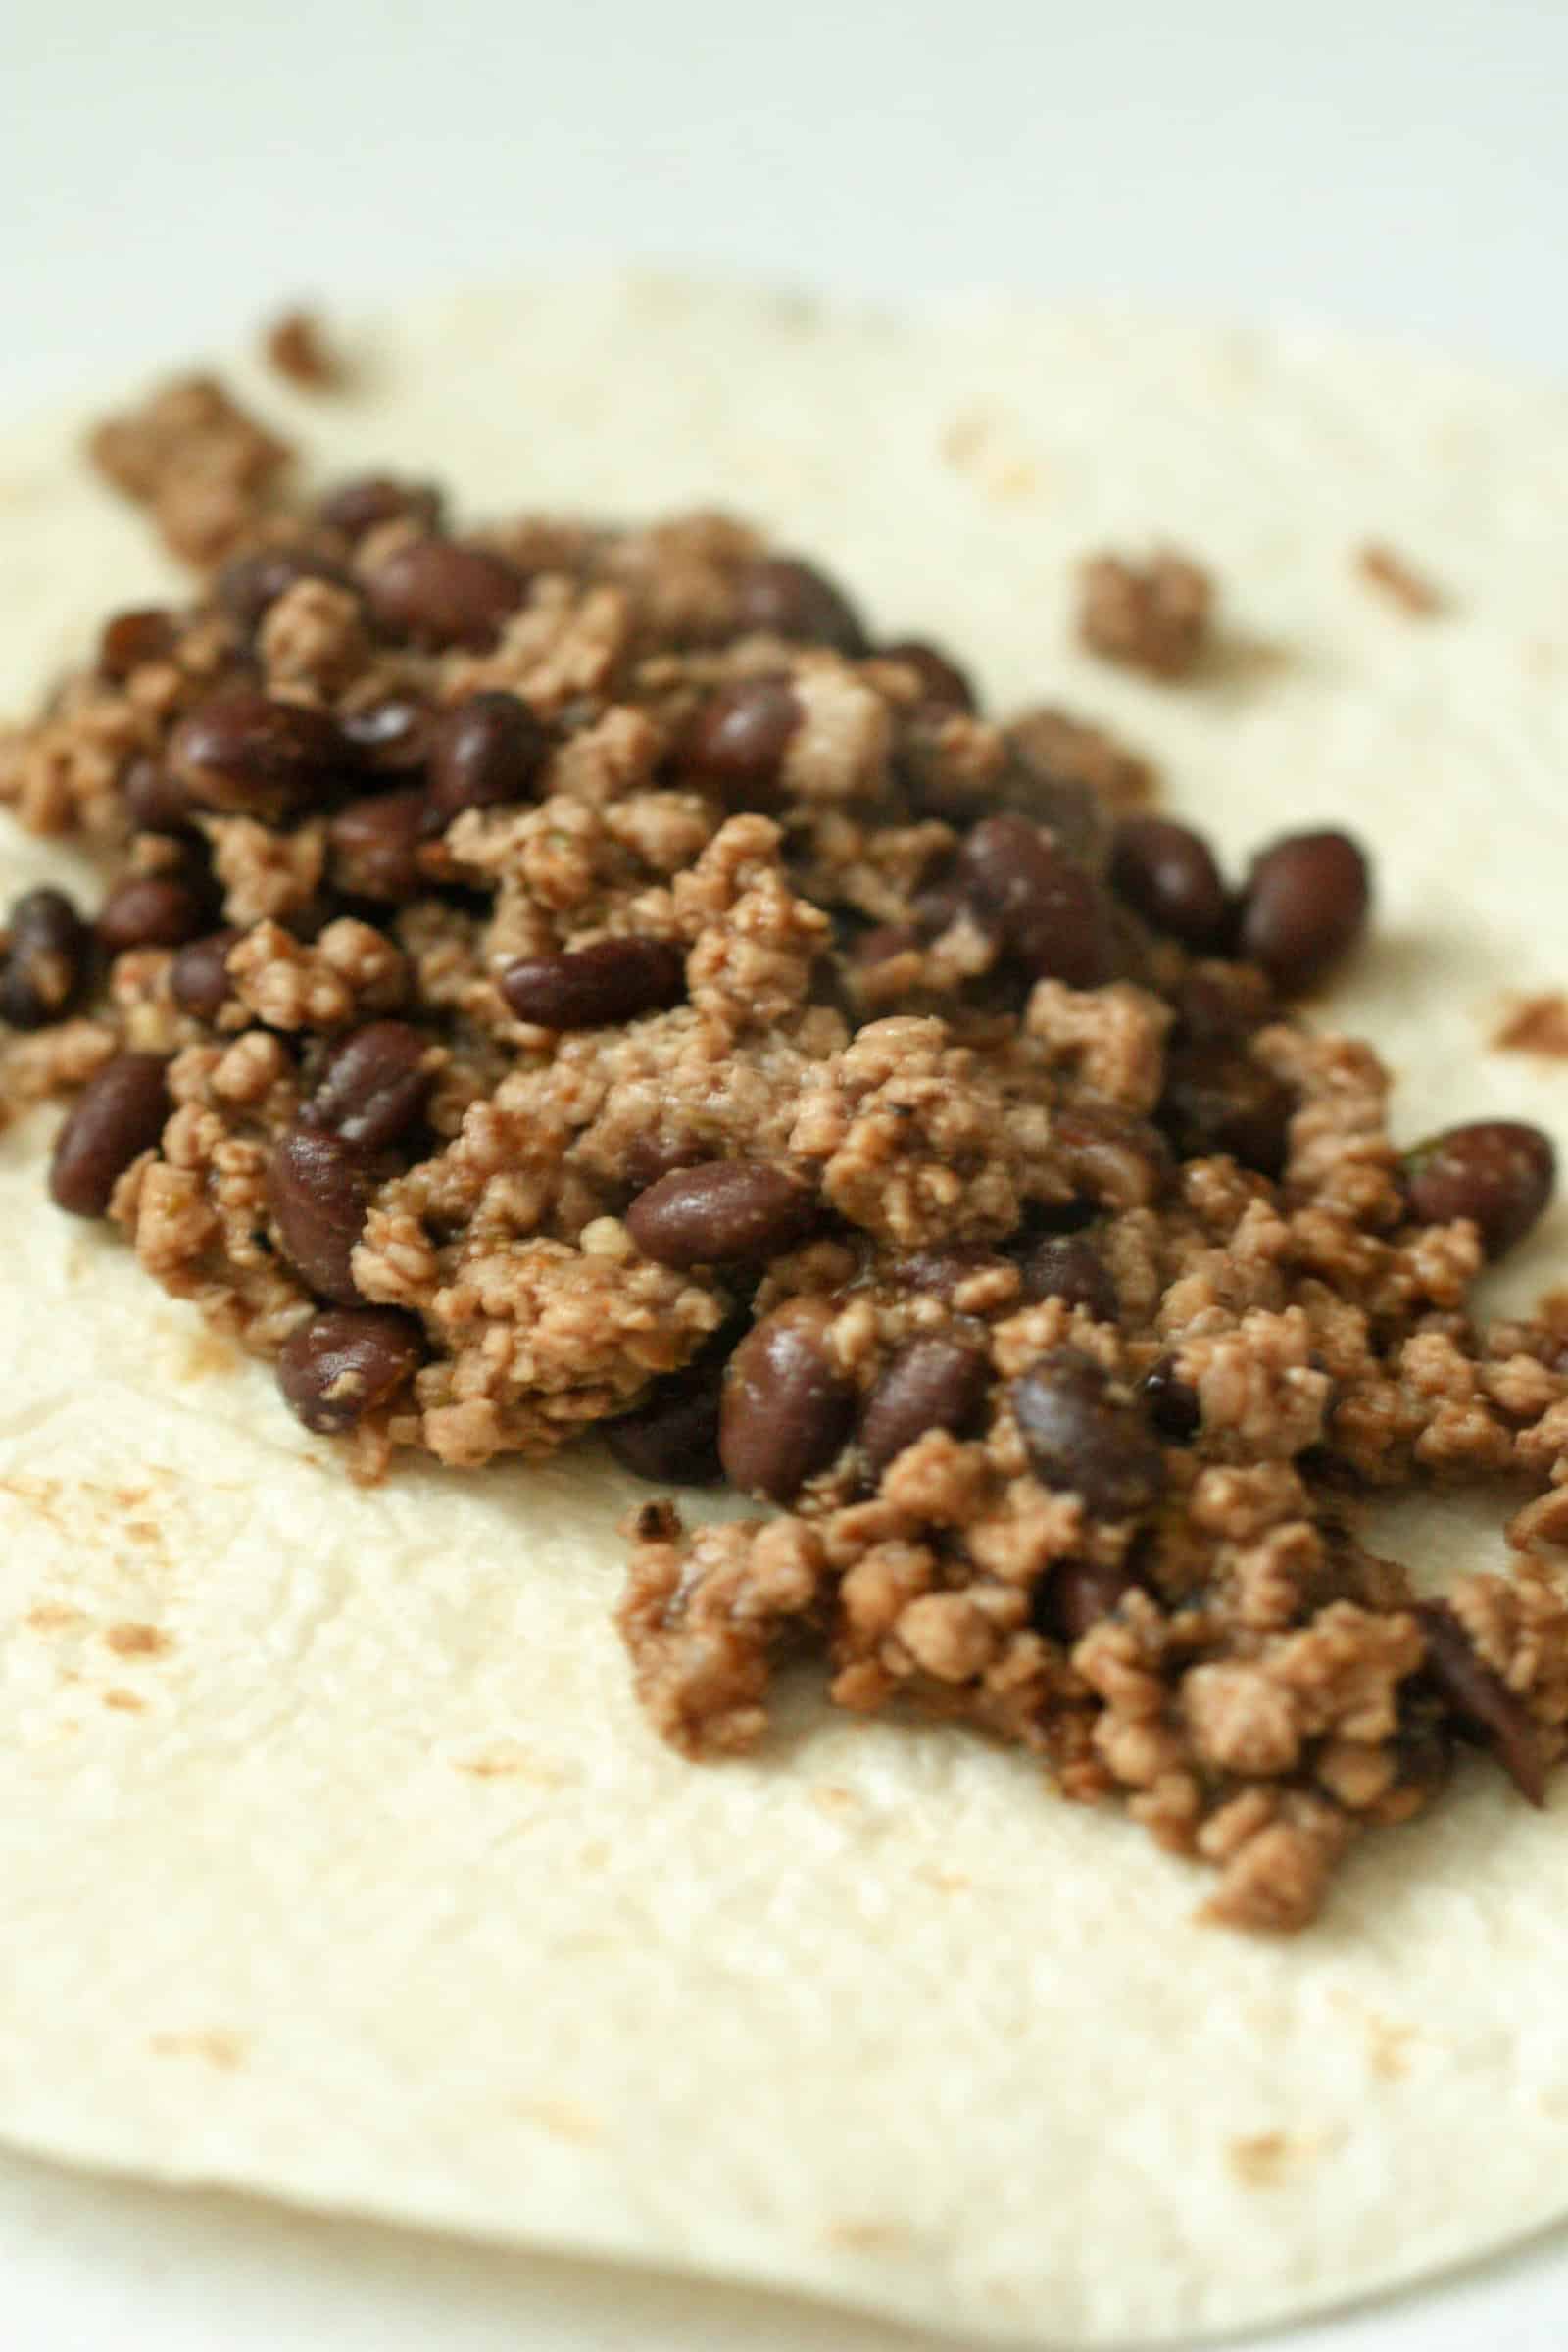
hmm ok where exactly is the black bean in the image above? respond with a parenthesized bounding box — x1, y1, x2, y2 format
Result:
(958, 813, 1121, 987)
(894, 1243, 1014, 1298)
(0, 887, 88, 1028)
(49, 1052, 170, 1217)
(880, 638, 976, 711)
(217, 548, 353, 638)
(1171, 960, 1275, 1045)
(605, 1363, 726, 1485)
(1158, 1043, 1295, 1177)
(267, 1124, 379, 1304)
(429, 691, 549, 819)
(169, 690, 347, 822)
(328, 787, 431, 902)
(171, 927, 243, 1021)
(860, 1337, 990, 1478)
(719, 1298, 857, 1500)
(121, 757, 192, 835)
(679, 677, 802, 806)
(626, 1158, 817, 1267)
(734, 556, 867, 655)
(317, 474, 445, 541)
(847, 921, 921, 973)
(1238, 829, 1371, 991)
(1018, 1233, 1118, 1322)
(340, 695, 435, 774)
(1140, 1355, 1202, 1440)
(366, 538, 525, 650)
(1052, 1103, 1173, 1211)
(1011, 1348, 1166, 1520)
(1036, 1558, 1137, 1645)
(97, 873, 207, 955)
(1109, 816, 1230, 950)
(620, 1128, 710, 1194)
(277, 1307, 423, 1435)
(304, 1020, 433, 1150)
(98, 607, 178, 679)
(501, 937, 686, 1030)
(1414, 1600, 1544, 1805)
(1402, 1120, 1555, 1260)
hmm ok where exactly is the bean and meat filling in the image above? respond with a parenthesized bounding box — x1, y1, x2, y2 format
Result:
(3, 368, 1567, 1931)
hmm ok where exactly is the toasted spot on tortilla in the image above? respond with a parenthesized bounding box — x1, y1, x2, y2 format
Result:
(515, 2096, 601, 2145)
(450, 1738, 569, 1788)
(1355, 542, 1447, 617)
(939, 410, 1045, 502)
(102, 1689, 145, 1712)
(24, 1602, 83, 1633)
(1493, 993, 1568, 1057)
(916, 1864, 972, 1894)
(178, 1329, 242, 1380)
(827, 2220, 909, 2254)
(1228, 2132, 1325, 2188)
(810, 1782, 858, 1813)
(103, 1621, 171, 1658)
(150, 2030, 247, 2070)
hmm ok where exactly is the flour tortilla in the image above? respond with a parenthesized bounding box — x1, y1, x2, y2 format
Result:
(2, 280, 1567, 2349)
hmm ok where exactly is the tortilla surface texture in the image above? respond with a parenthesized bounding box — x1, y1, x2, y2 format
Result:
(2, 280, 1567, 2348)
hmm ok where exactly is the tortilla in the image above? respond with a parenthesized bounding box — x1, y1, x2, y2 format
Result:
(2, 278, 1567, 2348)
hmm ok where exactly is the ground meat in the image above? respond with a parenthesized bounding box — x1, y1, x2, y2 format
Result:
(9, 370, 1568, 1935)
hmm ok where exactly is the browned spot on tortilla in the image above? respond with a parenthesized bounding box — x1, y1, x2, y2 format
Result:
(514, 2095, 601, 2145)
(810, 1782, 858, 1813)
(104, 1621, 171, 1658)
(1366, 2017, 1417, 2081)
(1356, 541, 1447, 617)
(451, 1739, 567, 1788)
(102, 1688, 146, 1712)
(122, 1517, 163, 1547)
(827, 2220, 909, 2253)
(939, 410, 1044, 502)
(1494, 994, 1568, 1058)
(1228, 2131, 1323, 2188)
(916, 1864, 972, 1894)
(0, 1475, 64, 1523)
(24, 1602, 83, 1633)
(114, 1481, 156, 1510)
(180, 1330, 241, 1380)
(150, 2030, 247, 2070)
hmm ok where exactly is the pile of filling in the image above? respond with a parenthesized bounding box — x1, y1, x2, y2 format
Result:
(4, 368, 1567, 1931)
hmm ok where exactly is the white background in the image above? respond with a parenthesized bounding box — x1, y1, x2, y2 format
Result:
(4, 0, 1568, 2344)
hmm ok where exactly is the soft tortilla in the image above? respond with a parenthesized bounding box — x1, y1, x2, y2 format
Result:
(1, 280, 1567, 2348)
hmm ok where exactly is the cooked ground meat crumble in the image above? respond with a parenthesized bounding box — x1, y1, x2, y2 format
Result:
(3, 368, 1566, 1932)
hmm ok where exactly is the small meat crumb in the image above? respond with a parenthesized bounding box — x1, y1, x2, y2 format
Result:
(1356, 542, 1446, 618)
(263, 308, 342, 391)
(1078, 549, 1214, 680)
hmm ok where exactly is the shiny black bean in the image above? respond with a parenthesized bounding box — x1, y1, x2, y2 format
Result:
(1052, 1103, 1173, 1211)
(1414, 1600, 1544, 1804)
(719, 1299, 857, 1500)
(860, 1337, 990, 1478)
(958, 813, 1121, 987)
(277, 1306, 424, 1434)
(170, 690, 347, 822)
(1158, 1044, 1296, 1177)
(1011, 1348, 1165, 1520)
(1238, 829, 1371, 991)
(304, 1020, 433, 1150)
(501, 938, 686, 1032)
(121, 757, 192, 835)
(1139, 1355, 1202, 1440)
(1036, 1558, 1138, 1645)
(49, 1053, 170, 1217)
(171, 927, 243, 1021)
(339, 695, 435, 774)
(328, 787, 431, 902)
(1017, 1233, 1118, 1322)
(366, 538, 525, 649)
(98, 607, 178, 679)
(734, 556, 867, 655)
(880, 638, 976, 711)
(267, 1124, 378, 1304)
(679, 677, 802, 806)
(894, 1244, 1014, 1298)
(97, 873, 207, 954)
(0, 887, 88, 1028)
(605, 1363, 726, 1485)
(316, 474, 444, 541)
(429, 691, 549, 819)
(626, 1158, 817, 1267)
(1402, 1120, 1555, 1260)
(217, 548, 353, 638)
(1109, 816, 1230, 949)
